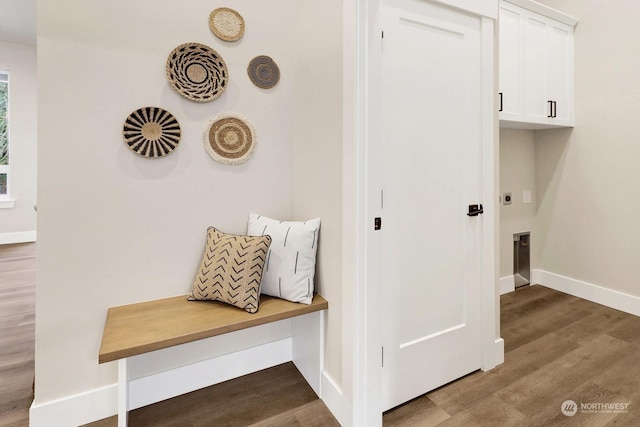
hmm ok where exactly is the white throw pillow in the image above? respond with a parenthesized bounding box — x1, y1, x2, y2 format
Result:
(247, 212, 320, 304)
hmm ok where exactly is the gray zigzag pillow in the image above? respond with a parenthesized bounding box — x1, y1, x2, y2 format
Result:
(188, 227, 272, 313)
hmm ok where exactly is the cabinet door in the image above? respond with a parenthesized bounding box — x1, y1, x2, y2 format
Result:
(499, 3, 524, 121)
(523, 12, 550, 123)
(546, 21, 573, 125)
(498, 0, 576, 129)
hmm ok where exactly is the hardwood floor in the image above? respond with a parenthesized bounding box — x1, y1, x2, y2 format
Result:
(391, 285, 640, 426)
(0, 243, 35, 427)
(4, 242, 640, 426)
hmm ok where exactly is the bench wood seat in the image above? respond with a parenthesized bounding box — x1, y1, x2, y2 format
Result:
(99, 294, 328, 364)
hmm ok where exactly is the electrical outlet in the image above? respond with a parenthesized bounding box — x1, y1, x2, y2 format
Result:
(503, 192, 512, 205)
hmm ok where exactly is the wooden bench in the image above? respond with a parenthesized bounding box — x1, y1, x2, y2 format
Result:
(99, 294, 328, 427)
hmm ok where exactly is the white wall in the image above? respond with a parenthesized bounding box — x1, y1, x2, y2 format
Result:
(499, 129, 536, 281)
(340, 1, 361, 423)
(291, 0, 344, 400)
(35, 0, 343, 424)
(0, 41, 37, 241)
(532, 0, 640, 301)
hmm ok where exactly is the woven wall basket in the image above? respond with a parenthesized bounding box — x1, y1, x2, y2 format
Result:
(203, 113, 256, 165)
(166, 43, 228, 102)
(247, 55, 280, 89)
(209, 8, 245, 42)
(123, 107, 181, 158)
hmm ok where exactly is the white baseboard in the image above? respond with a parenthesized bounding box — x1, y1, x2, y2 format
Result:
(30, 384, 117, 427)
(499, 275, 515, 295)
(321, 371, 343, 425)
(493, 338, 505, 366)
(0, 230, 36, 245)
(534, 269, 640, 317)
(531, 269, 542, 285)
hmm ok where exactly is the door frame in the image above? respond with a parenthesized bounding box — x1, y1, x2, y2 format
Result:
(343, 1, 501, 425)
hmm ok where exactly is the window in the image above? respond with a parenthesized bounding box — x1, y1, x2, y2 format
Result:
(0, 71, 8, 198)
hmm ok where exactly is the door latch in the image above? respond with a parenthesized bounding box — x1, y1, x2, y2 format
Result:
(374, 217, 382, 230)
(467, 204, 484, 217)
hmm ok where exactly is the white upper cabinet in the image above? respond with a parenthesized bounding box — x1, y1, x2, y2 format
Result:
(499, 0, 578, 129)
(498, 4, 523, 121)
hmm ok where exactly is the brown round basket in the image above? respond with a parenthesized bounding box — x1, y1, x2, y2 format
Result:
(209, 8, 245, 42)
(166, 42, 228, 102)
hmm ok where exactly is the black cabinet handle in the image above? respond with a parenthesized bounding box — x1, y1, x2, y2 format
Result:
(547, 101, 558, 118)
(499, 93, 503, 112)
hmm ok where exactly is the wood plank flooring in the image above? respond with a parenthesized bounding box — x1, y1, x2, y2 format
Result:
(4, 242, 640, 426)
(0, 243, 35, 427)
(402, 286, 640, 426)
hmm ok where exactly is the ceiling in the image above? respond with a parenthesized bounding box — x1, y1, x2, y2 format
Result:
(0, 0, 36, 45)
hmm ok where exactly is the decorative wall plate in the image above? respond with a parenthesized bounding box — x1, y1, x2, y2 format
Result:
(166, 43, 228, 102)
(123, 107, 181, 158)
(209, 8, 245, 42)
(203, 113, 256, 165)
(247, 55, 280, 89)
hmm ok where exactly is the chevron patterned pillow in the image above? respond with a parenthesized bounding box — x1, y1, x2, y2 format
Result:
(188, 227, 272, 313)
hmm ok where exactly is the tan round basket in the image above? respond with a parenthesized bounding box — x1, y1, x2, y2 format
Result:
(209, 8, 245, 42)
(203, 113, 256, 165)
(166, 42, 228, 102)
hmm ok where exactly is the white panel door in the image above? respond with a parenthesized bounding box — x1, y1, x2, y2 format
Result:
(371, 0, 484, 412)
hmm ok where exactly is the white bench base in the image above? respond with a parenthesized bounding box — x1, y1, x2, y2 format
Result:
(116, 310, 325, 426)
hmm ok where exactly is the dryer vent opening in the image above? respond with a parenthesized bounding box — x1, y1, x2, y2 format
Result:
(514, 232, 530, 289)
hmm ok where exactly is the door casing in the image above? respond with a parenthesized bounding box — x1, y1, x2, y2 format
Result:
(344, 0, 500, 425)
